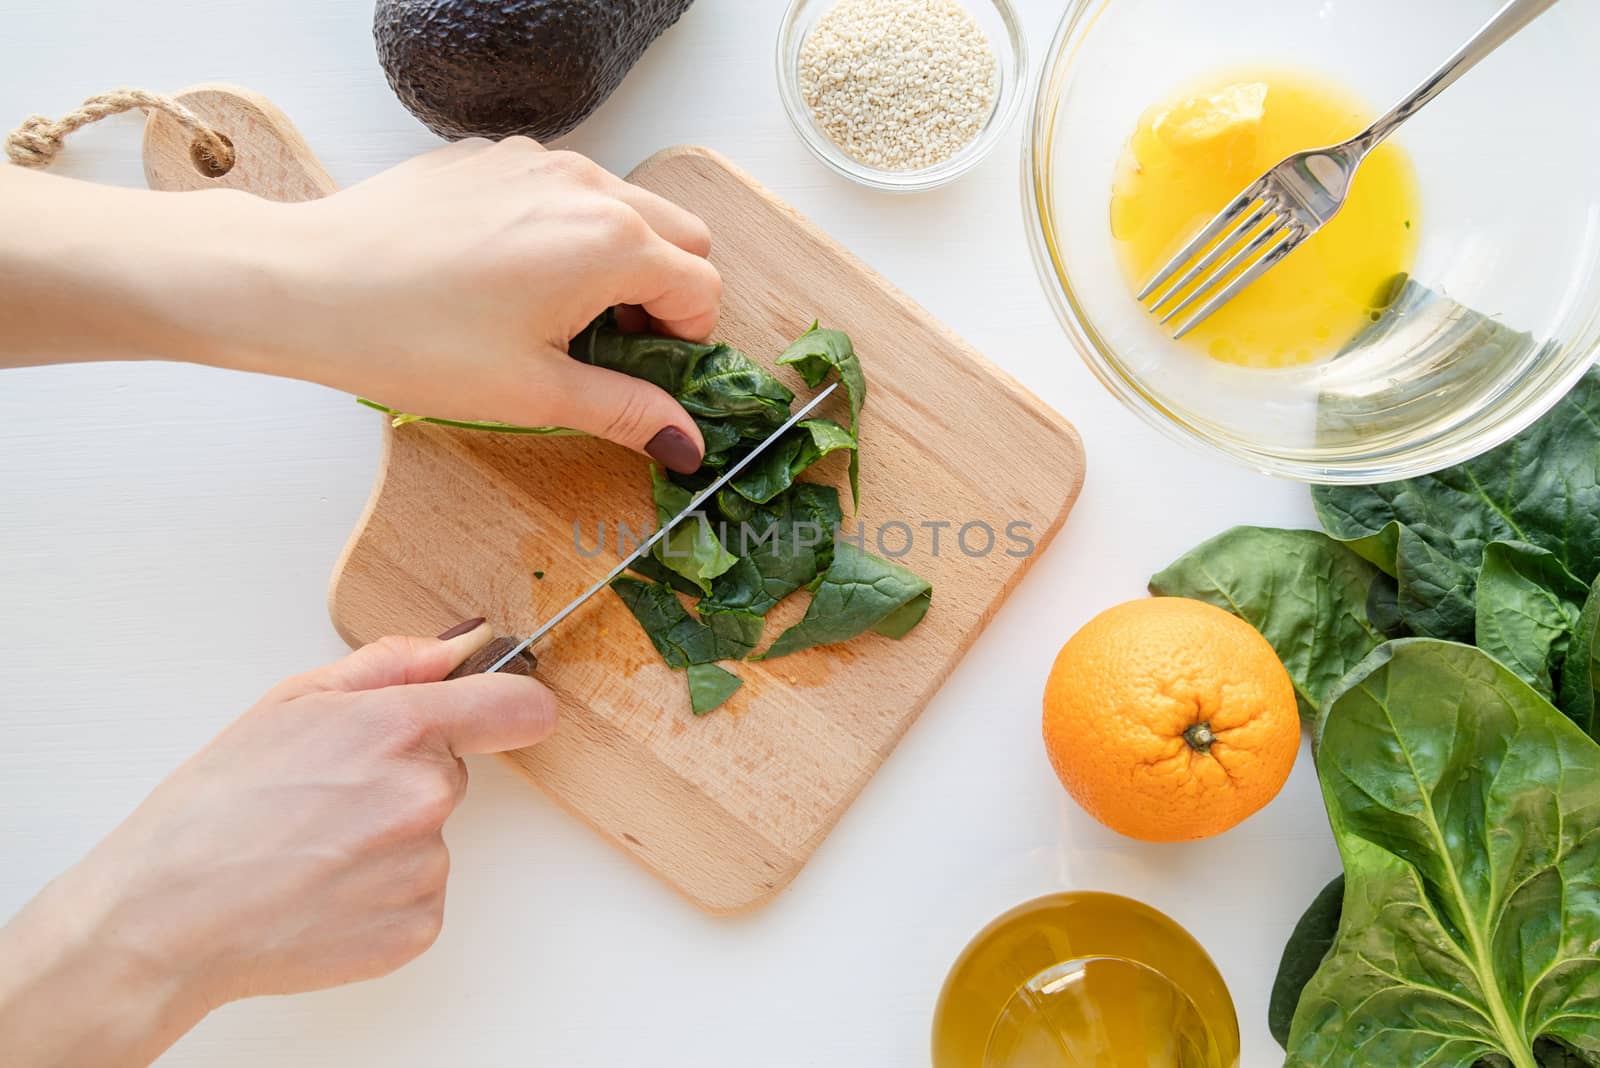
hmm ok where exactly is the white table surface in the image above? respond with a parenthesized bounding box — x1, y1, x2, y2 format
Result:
(0, 2, 1333, 1064)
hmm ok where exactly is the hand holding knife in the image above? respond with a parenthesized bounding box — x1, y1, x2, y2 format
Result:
(443, 381, 841, 681)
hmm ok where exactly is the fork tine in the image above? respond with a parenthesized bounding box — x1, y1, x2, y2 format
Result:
(1157, 215, 1289, 326)
(1136, 182, 1264, 301)
(1146, 202, 1271, 311)
(1173, 228, 1302, 339)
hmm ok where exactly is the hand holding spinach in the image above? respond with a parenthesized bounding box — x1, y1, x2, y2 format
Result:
(367, 314, 932, 716)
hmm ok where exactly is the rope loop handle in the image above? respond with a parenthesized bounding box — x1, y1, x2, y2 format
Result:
(4, 88, 235, 173)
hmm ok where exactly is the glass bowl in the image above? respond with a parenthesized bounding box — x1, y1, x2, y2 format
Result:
(777, 0, 1027, 192)
(931, 893, 1239, 1068)
(1025, 0, 1600, 482)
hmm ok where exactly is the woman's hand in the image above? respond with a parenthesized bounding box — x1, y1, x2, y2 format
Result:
(0, 140, 720, 472)
(0, 620, 554, 1068)
(255, 140, 720, 471)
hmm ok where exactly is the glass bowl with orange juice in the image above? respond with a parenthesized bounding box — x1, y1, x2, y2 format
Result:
(932, 893, 1239, 1068)
(1026, 0, 1600, 482)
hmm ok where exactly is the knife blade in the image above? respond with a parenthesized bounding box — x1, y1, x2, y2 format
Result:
(467, 381, 841, 677)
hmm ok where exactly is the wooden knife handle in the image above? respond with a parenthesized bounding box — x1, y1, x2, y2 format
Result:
(445, 636, 539, 680)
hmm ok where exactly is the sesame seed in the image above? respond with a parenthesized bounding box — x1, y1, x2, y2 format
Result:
(798, 0, 998, 172)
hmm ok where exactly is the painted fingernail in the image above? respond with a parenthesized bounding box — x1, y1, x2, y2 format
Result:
(646, 427, 702, 474)
(613, 305, 649, 333)
(437, 617, 487, 641)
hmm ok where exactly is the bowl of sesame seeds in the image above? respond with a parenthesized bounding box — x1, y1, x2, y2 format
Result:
(777, 0, 1026, 192)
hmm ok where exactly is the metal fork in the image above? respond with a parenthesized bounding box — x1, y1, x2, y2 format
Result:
(1139, 0, 1560, 339)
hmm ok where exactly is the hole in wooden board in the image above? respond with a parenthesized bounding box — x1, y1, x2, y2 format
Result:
(190, 132, 235, 178)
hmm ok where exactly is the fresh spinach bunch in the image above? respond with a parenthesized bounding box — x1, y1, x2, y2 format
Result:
(1155, 369, 1600, 723)
(1153, 367, 1600, 1066)
(1285, 641, 1600, 1067)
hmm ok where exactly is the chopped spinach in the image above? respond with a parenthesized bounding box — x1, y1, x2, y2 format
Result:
(649, 467, 736, 595)
(757, 542, 932, 660)
(610, 323, 925, 707)
(368, 317, 932, 717)
(727, 419, 856, 505)
(610, 577, 726, 668)
(676, 343, 795, 439)
(777, 322, 865, 432)
(702, 485, 843, 618)
(695, 418, 743, 466)
(687, 663, 743, 716)
(574, 311, 795, 441)
(777, 322, 866, 506)
(626, 553, 705, 597)
(700, 604, 764, 661)
(571, 315, 717, 394)
(609, 576, 754, 667)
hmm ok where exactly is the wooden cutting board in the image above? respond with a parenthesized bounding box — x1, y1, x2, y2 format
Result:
(143, 86, 1086, 914)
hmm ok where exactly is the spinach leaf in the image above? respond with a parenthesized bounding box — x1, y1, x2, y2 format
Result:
(1269, 875, 1343, 1050)
(1149, 527, 1402, 719)
(756, 542, 931, 660)
(1477, 1041, 1600, 1068)
(676, 343, 795, 438)
(701, 605, 764, 661)
(777, 322, 865, 428)
(715, 487, 759, 523)
(650, 467, 736, 595)
(576, 311, 796, 442)
(777, 323, 866, 506)
(1313, 367, 1600, 640)
(1533, 1039, 1596, 1067)
(609, 577, 753, 666)
(1475, 542, 1586, 701)
(626, 553, 705, 597)
(728, 419, 856, 505)
(1311, 517, 1479, 641)
(702, 484, 842, 618)
(1558, 574, 1600, 738)
(610, 579, 752, 715)
(687, 663, 743, 716)
(873, 591, 933, 639)
(695, 418, 743, 466)
(1286, 639, 1600, 1068)
(610, 577, 723, 668)
(571, 315, 718, 394)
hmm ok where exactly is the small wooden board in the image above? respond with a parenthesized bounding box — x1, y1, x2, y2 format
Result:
(144, 87, 1085, 914)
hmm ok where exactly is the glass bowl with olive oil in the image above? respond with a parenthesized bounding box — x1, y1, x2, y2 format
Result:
(932, 893, 1239, 1068)
(1025, 0, 1600, 482)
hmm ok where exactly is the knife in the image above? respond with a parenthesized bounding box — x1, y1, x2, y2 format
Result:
(445, 381, 841, 680)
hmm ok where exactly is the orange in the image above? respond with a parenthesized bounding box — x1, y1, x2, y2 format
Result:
(1042, 597, 1300, 842)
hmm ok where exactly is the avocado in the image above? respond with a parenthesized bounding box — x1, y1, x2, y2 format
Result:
(375, 0, 696, 142)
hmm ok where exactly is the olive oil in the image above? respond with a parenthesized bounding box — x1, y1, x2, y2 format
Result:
(932, 893, 1239, 1068)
